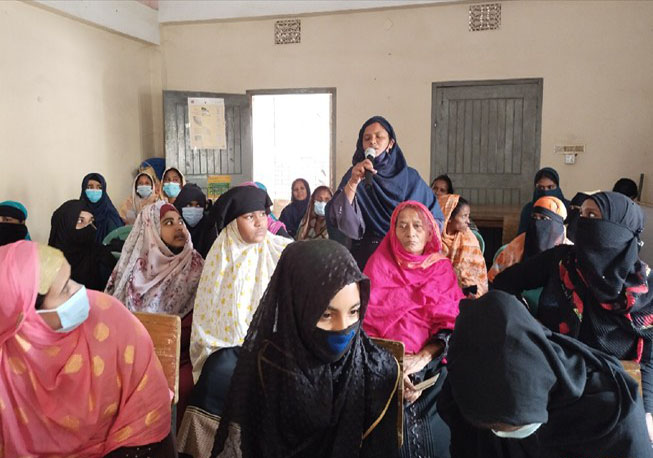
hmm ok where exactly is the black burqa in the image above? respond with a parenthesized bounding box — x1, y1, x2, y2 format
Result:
(48, 200, 117, 291)
(279, 178, 311, 238)
(439, 290, 652, 458)
(174, 183, 217, 258)
(212, 239, 400, 458)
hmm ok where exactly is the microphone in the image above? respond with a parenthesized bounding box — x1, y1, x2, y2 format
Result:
(364, 147, 376, 188)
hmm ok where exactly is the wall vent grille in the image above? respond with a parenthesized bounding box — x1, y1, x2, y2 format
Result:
(469, 3, 501, 32)
(275, 19, 301, 44)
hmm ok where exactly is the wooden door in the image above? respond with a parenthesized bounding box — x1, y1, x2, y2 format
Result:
(431, 79, 543, 206)
(163, 90, 252, 192)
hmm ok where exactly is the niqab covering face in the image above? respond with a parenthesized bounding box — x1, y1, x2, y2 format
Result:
(212, 239, 400, 458)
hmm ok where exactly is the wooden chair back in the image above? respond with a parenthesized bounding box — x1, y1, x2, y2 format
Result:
(134, 312, 181, 403)
(371, 337, 405, 447)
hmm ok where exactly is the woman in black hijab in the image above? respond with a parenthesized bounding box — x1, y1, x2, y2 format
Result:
(279, 178, 311, 238)
(563, 191, 591, 243)
(517, 167, 569, 234)
(174, 183, 217, 259)
(211, 239, 400, 458)
(48, 199, 117, 291)
(438, 290, 652, 458)
(494, 191, 653, 440)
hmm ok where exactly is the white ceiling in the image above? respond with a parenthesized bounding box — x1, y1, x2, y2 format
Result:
(157, 0, 455, 23)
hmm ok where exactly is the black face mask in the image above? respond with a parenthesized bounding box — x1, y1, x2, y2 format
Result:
(0, 223, 28, 246)
(524, 215, 565, 259)
(74, 225, 97, 245)
(311, 322, 359, 363)
(566, 209, 581, 243)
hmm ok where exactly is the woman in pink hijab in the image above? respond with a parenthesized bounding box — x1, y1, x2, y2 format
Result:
(363, 200, 464, 457)
(0, 241, 173, 456)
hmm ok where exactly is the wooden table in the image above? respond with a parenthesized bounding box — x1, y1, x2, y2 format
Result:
(472, 205, 521, 244)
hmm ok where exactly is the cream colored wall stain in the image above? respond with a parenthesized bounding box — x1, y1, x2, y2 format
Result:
(1, 1, 652, 244)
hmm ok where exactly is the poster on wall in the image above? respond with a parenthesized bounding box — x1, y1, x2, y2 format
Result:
(207, 175, 231, 200)
(188, 97, 227, 150)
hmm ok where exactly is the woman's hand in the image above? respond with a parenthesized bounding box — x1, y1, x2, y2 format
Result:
(403, 374, 422, 404)
(344, 159, 376, 204)
(403, 353, 431, 377)
(646, 412, 653, 442)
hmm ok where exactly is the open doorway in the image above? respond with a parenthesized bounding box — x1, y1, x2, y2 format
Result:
(250, 89, 335, 217)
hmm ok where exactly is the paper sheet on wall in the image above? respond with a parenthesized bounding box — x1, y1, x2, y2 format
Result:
(188, 97, 226, 150)
(207, 175, 231, 200)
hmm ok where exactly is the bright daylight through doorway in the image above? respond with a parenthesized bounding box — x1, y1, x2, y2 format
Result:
(252, 93, 332, 216)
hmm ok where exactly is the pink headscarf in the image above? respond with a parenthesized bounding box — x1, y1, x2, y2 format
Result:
(105, 201, 204, 317)
(363, 201, 464, 353)
(0, 241, 171, 456)
(239, 182, 287, 235)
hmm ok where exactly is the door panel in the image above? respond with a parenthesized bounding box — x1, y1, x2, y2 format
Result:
(164, 90, 251, 193)
(431, 80, 543, 206)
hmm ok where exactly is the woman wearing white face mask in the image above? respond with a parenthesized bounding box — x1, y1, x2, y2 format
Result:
(119, 169, 162, 225)
(296, 186, 333, 241)
(438, 291, 653, 458)
(0, 241, 174, 456)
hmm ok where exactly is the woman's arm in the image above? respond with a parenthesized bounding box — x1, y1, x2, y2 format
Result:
(326, 190, 365, 240)
(493, 245, 567, 296)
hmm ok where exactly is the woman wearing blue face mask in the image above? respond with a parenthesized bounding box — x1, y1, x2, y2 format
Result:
(212, 239, 400, 458)
(296, 186, 333, 241)
(438, 290, 653, 458)
(174, 183, 217, 259)
(162, 167, 185, 204)
(80, 172, 124, 242)
(119, 170, 162, 225)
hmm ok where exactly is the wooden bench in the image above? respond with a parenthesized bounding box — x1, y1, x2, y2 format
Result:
(134, 312, 181, 404)
(621, 360, 642, 394)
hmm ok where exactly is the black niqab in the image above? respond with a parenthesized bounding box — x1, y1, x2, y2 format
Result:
(574, 192, 645, 302)
(48, 200, 116, 291)
(212, 239, 399, 458)
(524, 206, 565, 259)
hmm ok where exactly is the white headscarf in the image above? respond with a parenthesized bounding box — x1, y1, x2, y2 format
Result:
(190, 220, 291, 381)
(105, 201, 204, 317)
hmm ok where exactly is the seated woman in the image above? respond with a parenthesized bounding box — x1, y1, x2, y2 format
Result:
(488, 196, 568, 282)
(106, 201, 204, 425)
(430, 174, 454, 198)
(363, 201, 464, 458)
(517, 167, 568, 234)
(162, 167, 186, 204)
(279, 178, 311, 238)
(238, 182, 290, 238)
(178, 186, 291, 457)
(80, 172, 124, 242)
(212, 239, 400, 458)
(438, 291, 653, 458)
(119, 168, 162, 224)
(328, 116, 444, 270)
(0, 200, 30, 246)
(48, 200, 117, 291)
(296, 185, 333, 240)
(174, 183, 217, 259)
(493, 192, 653, 440)
(438, 194, 488, 297)
(0, 241, 173, 457)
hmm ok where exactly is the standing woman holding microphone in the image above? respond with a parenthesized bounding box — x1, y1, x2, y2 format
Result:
(327, 116, 444, 269)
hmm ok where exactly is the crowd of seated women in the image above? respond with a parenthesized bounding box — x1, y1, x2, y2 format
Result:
(0, 115, 650, 458)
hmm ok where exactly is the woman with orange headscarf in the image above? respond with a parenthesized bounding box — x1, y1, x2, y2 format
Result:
(488, 196, 569, 282)
(0, 241, 173, 456)
(438, 194, 488, 298)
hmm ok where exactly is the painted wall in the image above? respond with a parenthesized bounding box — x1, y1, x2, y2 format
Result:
(0, 1, 163, 242)
(160, 0, 653, 204)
